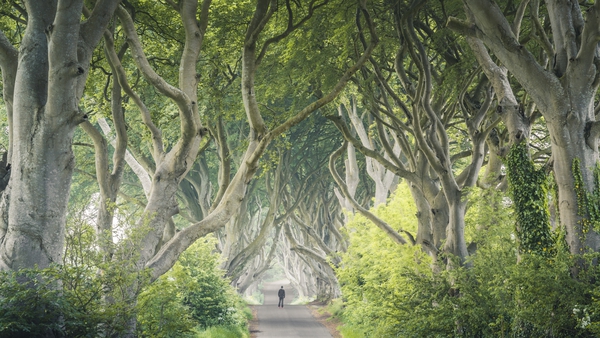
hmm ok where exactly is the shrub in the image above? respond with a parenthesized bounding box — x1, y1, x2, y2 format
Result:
(0, 219, 141, 338)
(195, 324, 250, 338)
(336, 183, 600, 337)
(136, 236, 251, 336)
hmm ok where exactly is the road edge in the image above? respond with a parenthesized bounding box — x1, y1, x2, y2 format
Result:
(306, 303, 343, 338)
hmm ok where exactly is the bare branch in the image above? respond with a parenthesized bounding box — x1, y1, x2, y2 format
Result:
(284, 220, 330, 266)
(100, 119, 153, 198)
(462, 0, 556, 114)
(329, 142, 413, 245)
(208, 117, 231, 212)
(80, 0, 121, 51)
(511, 0, 530, 39)
(575, 1, 600, 81)
(328, 115, 417, 183)
(103, 31, 165, 160)
(116, 6, 192, 114)
(80, 121, 110, 192)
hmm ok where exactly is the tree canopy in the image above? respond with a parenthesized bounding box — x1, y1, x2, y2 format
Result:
(2, 0, 600, 336)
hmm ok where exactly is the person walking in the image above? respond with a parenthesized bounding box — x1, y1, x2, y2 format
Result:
(278, 286, 285, 308)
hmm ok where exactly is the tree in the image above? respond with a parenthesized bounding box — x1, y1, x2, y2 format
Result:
(450, 0, 600, 255)
(145, 0, 378, 282)
(0, 0, 376, 279)
(0, 0, 121, 271)
(329, 0, 495, 263)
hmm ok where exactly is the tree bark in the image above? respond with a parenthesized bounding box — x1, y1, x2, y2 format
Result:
(460, 0, 600, 254)
(145, 0, 378, 281)
(0, 0, 120, 270)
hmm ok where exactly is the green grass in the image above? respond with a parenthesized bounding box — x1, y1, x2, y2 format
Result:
(326, 298, 344, 317)
(290, 296, 314, 305)
(195, 325, 250, 338)
(339, 325, 365, 338)
(244, 292, 263, 305)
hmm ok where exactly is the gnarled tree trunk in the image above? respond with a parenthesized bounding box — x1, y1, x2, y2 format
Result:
(0, 0, 120, 271)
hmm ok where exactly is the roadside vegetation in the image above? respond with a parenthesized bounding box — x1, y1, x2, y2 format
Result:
(3, 1, 600, 337)
(0, 216, 251, 338)
(331, 183, 600, 337)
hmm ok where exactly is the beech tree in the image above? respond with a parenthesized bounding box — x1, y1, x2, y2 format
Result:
(329, 0, 496, 263)
(219, 118, 346, 296)
(335, 99, 399, 207)
(0, 0, 121, 271)
(144, 0, 377, 282)
(450, 0, 600, 255)
(0, 4, 378, 316)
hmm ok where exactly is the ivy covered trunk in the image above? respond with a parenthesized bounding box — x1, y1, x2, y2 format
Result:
(460, 0, 600, 256)
(548, 113, 600, 254)
(506, 143, 553, 255)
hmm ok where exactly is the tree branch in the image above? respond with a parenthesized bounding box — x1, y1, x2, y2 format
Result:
(329, 142, 413, 245)
(328, 115, 417, 183)
(462, 0, 556, 114)
(116, 6, 192, 116)
(208, 116, 231, 212)
(98, 118, 152, 197)
(256, 0, 329, 65)
(80, 0, 122, 50)
(575, 1, 600, 81)
(103, 31, 165, 160)
(586, 121, 600, 151)
(284, 220, 330, 267)
(0, 30, 17, 70)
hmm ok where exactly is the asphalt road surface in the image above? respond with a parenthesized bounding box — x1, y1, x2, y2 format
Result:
(255, 280, 332, 338)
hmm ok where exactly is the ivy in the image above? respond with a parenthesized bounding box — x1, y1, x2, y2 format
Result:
(506, 142, 553, 255)
(572, 159, 600, 237)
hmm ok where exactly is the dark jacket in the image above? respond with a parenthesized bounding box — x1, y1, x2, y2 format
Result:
(278, 289, 285, 298)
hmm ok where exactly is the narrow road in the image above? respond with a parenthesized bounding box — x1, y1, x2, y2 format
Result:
(255, 280, 332, 338)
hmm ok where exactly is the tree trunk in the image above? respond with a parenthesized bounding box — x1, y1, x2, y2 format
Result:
(0, 0, 120, 271)
(458, 0, 600, 254)
(146, 0, 378, 280)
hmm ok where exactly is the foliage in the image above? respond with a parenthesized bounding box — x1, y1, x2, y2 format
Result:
(136, 275, 197, 338)
(0, 264, 139, 338)
(180, 236, 251, 328)
(336, 183, 600, 337)
(137, 235, 251, 336)
(0, 211, 146, 338)
(506, 142, 554, 255)
(0, 267, 75, 338)
(572, 159, 600, 237)
(336, 182, 430, 337)
(195, 324, 250, 338)
(0, 209, 250, 338)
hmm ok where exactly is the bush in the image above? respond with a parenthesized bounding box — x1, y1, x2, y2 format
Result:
(336, 183, 600, 338)
(336, 182, 432, 337)
(136, 274, 197, 338)
(0, 268, 69, 338)
(0, 218, 250, 338)
(0, 263, 138, 338)
(0, 219, 142, 338)
(137, 236, 251, 336)
(195, 324, 250, 338)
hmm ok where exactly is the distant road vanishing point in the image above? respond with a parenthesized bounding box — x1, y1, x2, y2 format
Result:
(254, 281, 332, 338)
